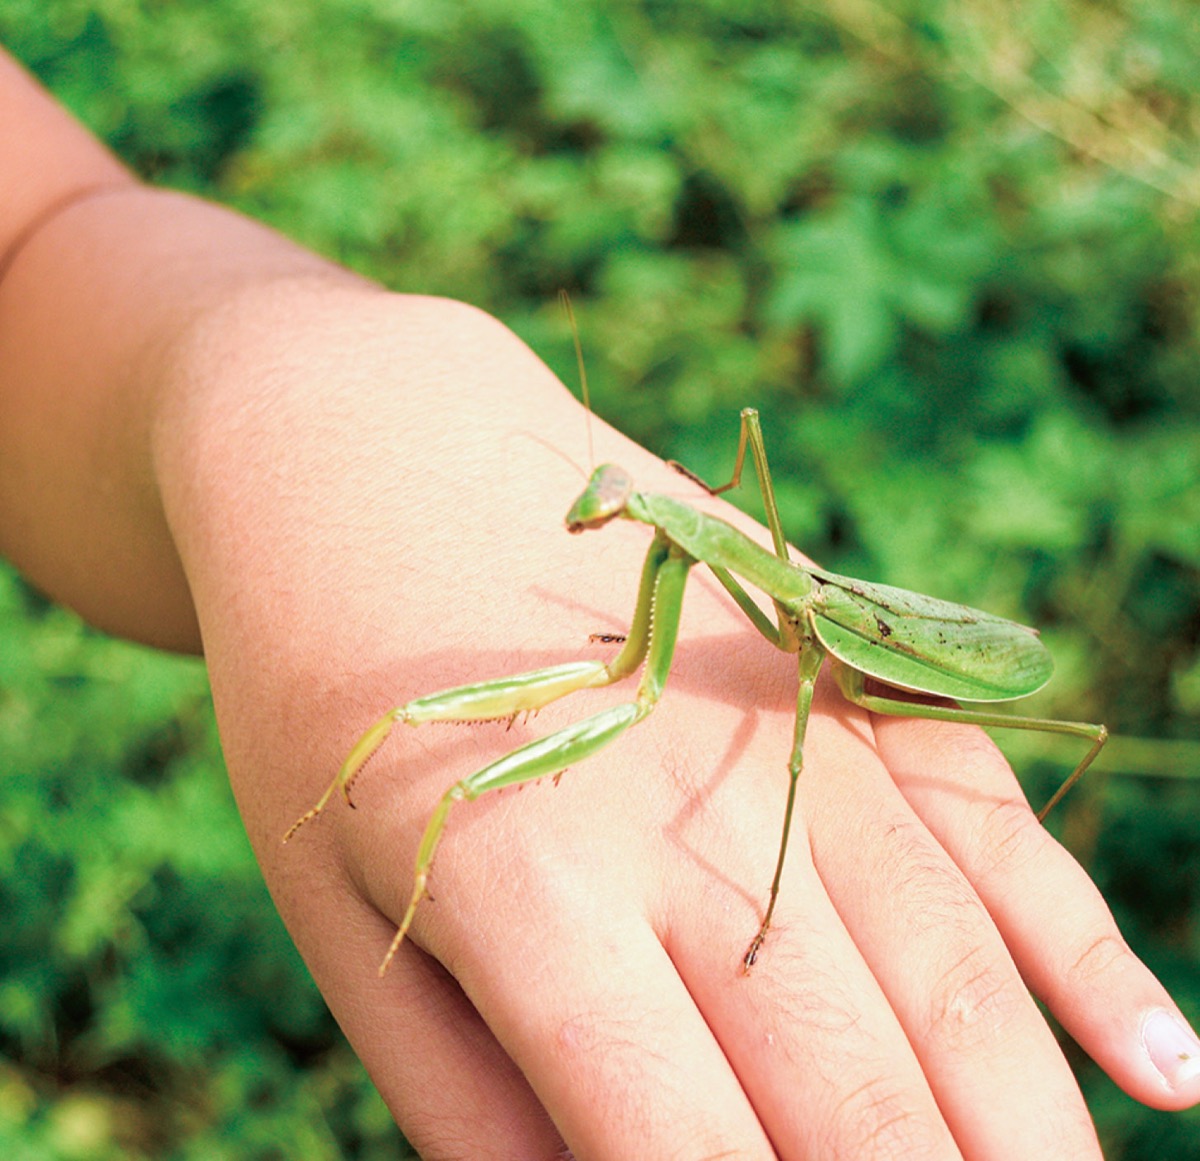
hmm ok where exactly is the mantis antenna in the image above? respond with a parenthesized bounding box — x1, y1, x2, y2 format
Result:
(559, 289, 595, 471)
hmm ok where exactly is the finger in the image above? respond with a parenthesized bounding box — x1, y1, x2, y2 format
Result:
(426, 880, 775, 1161)
(875, 713, 1200, 1111)
(665, 767, 962, 1161)
(810, 711, 1104, 1159)
(277, 870, 567, 1161)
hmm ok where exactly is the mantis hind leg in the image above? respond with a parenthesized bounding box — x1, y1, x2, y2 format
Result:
(832, 663, 1108, 821)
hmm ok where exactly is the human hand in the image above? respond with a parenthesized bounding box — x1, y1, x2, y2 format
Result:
(171, 295, 1198, 1159)
(266, 600, 1200, 1160)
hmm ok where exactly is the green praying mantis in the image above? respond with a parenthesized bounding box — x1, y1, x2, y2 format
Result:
(284, 407, 1108, 975)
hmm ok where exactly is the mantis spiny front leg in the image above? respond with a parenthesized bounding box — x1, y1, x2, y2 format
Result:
(286, 535, 696, 975)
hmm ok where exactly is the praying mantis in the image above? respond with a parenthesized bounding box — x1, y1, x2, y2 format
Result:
(284, 408, 1108, 975)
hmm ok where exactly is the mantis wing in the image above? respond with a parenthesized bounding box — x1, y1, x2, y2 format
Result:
(807, 567, 1054, 703)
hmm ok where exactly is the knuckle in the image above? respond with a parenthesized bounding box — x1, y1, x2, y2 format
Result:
(1067, 931, 1133, 987)
(968, 794, 1046, 884)
(953, 720, 1010, 769)
(400, 1112, 492, 1161)
(768, 940, 869, 1043)
(822, 1076, 946, 1161)
(880, 818, 985, 940)
(871, 816, 1032, 1054)
(925, 941, 1026, 1050)
(900, 715, 1007, 781)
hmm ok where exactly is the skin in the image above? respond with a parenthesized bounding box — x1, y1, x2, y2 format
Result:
(2, 47, 1198, 1160)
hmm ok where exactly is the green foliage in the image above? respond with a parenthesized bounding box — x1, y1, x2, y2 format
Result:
(0, 571, 405, 1158)
(2, 1, 1198, 1155)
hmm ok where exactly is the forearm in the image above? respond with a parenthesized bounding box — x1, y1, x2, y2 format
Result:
(0, 53, 379, 648)
(0, 49, 130, 270)
(0, 69, 674, 863)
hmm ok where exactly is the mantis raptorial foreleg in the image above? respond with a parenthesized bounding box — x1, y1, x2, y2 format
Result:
(287, 535, 696, 975)
(279, 662, 613, 842)
(379, 700, 643, 974)
(371, 544, 693, 974)
(283, 534, 669, 843)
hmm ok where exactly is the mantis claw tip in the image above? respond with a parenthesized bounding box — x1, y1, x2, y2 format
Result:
(281, 811, 316, 844)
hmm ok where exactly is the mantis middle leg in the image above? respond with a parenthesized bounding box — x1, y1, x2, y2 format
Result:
(743, 633, 828, 971)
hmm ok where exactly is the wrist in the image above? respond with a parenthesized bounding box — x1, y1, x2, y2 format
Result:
(152, 289, 593, 668)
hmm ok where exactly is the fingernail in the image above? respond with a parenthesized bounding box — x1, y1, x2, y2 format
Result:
(1143, 1008, 1200, 1088)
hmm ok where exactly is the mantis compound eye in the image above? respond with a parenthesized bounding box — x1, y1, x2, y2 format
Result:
(565, 463, 633, 532)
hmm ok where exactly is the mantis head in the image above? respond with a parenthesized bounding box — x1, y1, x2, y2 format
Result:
(565, 464, 634, 533)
